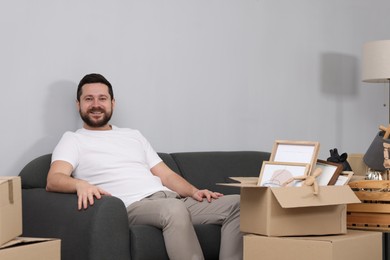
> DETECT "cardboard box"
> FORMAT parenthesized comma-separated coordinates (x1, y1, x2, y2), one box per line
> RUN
(0, 177, 22, 246)
(220, 179, 361, 236)
(347, 153, 368, 176)
(244, 230, 382, 260)
(0, 237, 61, 260)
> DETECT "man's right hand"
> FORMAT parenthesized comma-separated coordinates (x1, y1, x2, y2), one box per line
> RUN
(46, 160, 111, 210)
(75, 180, 112, 210)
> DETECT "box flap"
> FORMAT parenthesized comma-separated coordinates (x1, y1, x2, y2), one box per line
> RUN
(217, 177, 260, 187)
(228, 177, 259, 184)
(217, 183, 259, 188)
(270, 185, 360, 208)
(0, 237, 53, 250)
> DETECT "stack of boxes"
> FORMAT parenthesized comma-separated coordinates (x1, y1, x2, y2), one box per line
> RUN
(0, 176, 61, 259)
(221, 140, 383, 260)
(239, 184, 383, 260)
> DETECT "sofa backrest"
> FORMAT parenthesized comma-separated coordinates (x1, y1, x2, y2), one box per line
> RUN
(19, 151, 271, 195)
(157, 153, 181, 175)
(18, 153, 181, 189)
(171, 151, 270, 195)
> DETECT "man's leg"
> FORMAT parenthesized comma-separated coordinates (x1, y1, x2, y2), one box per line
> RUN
(183, 194, 242, 260)
(126, 191, 204, 260)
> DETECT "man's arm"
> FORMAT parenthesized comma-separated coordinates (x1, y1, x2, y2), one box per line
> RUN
(150, 162, 223, 202)
(46, 160, 111, 210)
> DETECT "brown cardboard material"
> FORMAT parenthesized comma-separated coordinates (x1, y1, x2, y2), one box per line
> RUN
(244, 230, 382, 260)
(220, 178, 361, 236)
(347, 153, 368, 176)
(0, 237, 61, 260)
(0, 177, 22, 246)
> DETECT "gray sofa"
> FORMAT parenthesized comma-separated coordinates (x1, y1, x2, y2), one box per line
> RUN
(19, 151, 271, 260)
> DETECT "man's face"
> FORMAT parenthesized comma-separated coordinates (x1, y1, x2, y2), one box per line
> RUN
(77, 83, 115, 130)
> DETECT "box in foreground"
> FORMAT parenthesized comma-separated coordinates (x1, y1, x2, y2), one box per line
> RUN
(0, 237, 61, 260)
(244, 229, 382, 260)
(0, 177, 22, 246)
(239, 184, 360, 236)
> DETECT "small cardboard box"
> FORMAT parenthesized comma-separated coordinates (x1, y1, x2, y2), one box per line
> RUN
(347, 153, 368, 176)
(0, 177, 22, 246)
(244, 229, 382, 260)
(220, 179, 360, 236)
(0, 237, 61, 260)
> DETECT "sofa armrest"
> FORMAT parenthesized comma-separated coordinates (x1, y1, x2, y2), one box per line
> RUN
(22, 189, 130, 260)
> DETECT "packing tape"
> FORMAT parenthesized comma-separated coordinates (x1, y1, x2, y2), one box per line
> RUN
(8, 180, 14, 204)
(0, 178, 14, 204)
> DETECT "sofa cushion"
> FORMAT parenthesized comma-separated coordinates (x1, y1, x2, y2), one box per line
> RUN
(129, 224, 221, 260)
(129, 225, 169, 260)
(171, 151, 271, 195)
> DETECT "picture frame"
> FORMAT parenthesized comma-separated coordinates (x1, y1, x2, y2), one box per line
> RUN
(257, 161, 310, 187)
(270, 140, 320, 173)
(334, 171, 354, 186)
(315, 160, 343, 186)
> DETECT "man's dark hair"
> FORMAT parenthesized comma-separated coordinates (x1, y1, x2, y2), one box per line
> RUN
(77, 73, 114, 101)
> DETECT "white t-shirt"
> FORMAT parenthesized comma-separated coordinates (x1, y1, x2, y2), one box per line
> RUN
(51, 126, 171, 207)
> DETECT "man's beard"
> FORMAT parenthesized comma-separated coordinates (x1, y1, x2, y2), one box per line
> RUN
(79, 107, 113, 128)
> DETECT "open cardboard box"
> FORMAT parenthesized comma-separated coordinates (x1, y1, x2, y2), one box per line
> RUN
(219, 177, 361, 236)
(244, 229, 382, 260)
(0, 237, 61, 260)
(0, 177, 22, 246)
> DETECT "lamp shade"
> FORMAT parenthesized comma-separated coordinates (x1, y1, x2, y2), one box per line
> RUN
(362, 40, 390, 83)
(363, 131, 390, 171)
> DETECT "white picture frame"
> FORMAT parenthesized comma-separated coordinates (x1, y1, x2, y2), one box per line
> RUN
(270, 140, 320, 173)
(257, 161, 310, 187)
(315, 160, 343, 186)
(334, 171, 354, 186)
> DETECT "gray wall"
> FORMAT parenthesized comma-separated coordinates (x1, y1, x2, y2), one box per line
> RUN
(2, 0, 390, 176)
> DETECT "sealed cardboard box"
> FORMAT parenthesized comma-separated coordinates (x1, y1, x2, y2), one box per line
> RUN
(244, 229, 382, 260)
(220, 179, 361, 236)
(0, 177, 22, 246)
(0, 237, 61, 260)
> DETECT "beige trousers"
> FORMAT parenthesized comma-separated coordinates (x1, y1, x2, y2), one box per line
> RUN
(126, 191, 242, 260)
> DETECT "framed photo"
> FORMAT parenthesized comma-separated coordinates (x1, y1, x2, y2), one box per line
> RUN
(270, 140, 320, 172)
(315, 160, 343, 186)
(334, 171, 354, 186)
(257, 161, 310, 187)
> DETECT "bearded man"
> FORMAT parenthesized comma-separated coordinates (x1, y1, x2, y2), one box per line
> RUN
(46, 73, 242, 260)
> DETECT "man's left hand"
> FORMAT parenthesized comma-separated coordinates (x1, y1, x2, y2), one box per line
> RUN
(192, 189, 223, 202)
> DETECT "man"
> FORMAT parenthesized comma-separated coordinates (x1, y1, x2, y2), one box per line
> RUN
(46, 73, 242, 260)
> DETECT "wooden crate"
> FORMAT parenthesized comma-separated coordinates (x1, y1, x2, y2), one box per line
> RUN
(348, 180, 390, 231)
